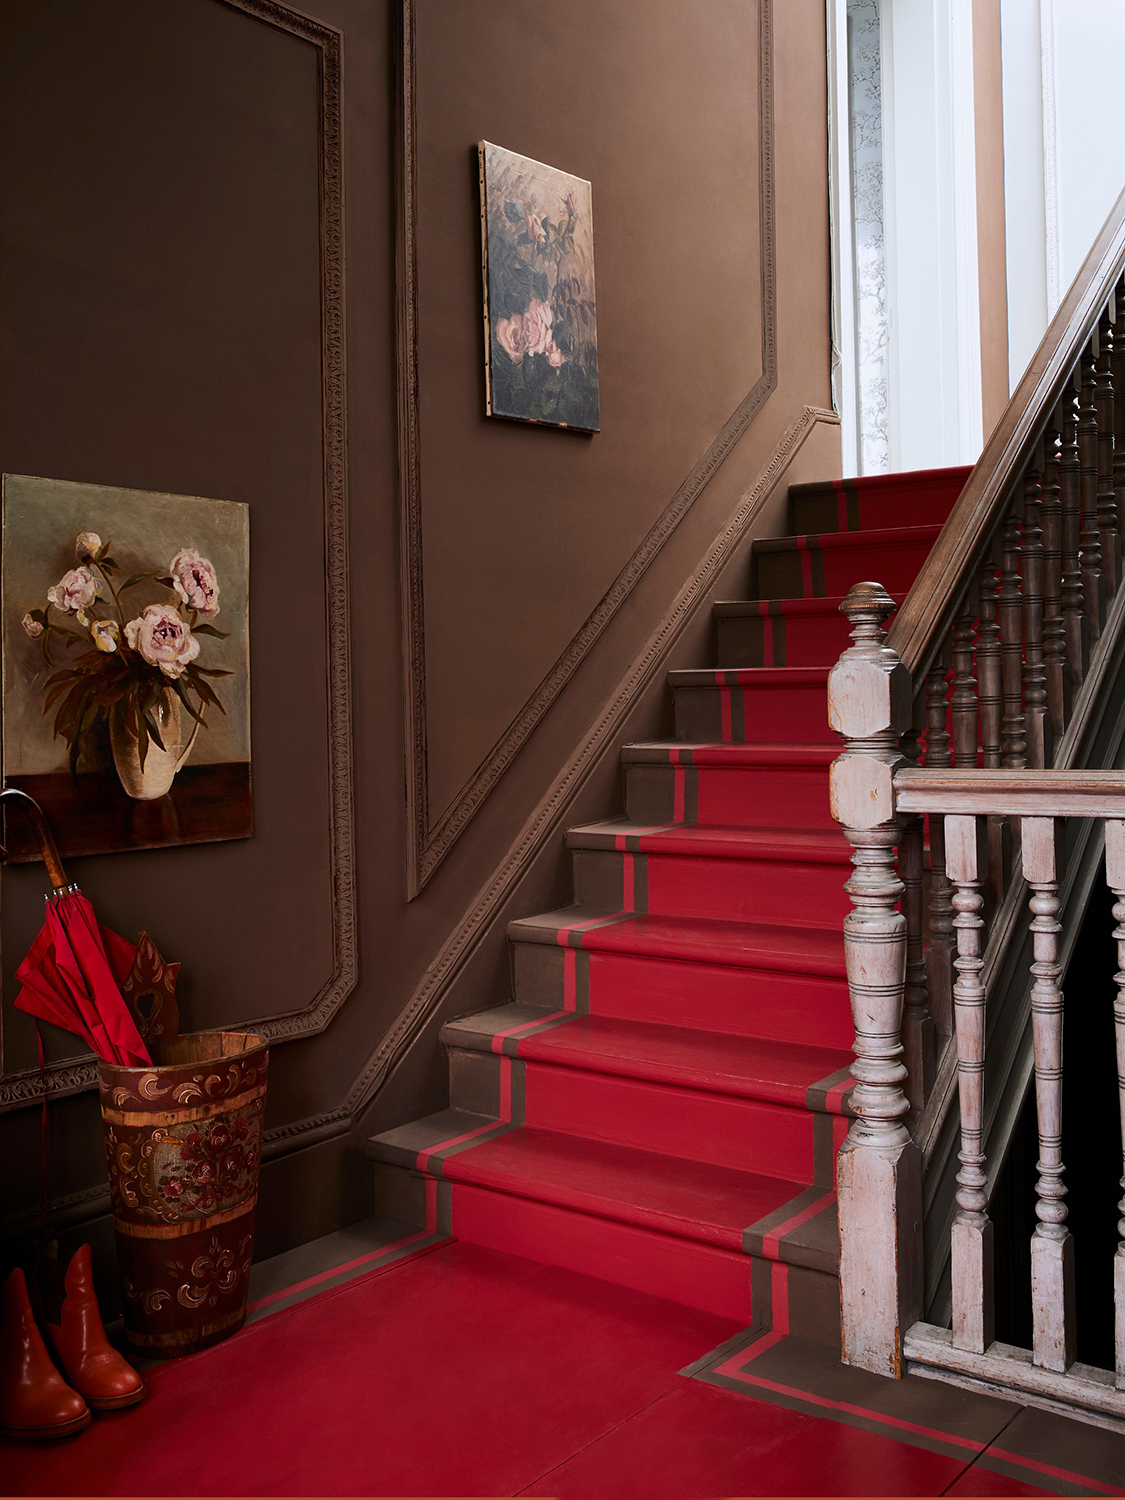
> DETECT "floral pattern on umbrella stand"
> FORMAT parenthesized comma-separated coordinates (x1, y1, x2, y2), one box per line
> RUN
(22, 534, 233, 798)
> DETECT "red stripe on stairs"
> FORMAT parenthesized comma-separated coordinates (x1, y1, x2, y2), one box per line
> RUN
(797, 536, 814, 597)
(760, 1189, 836, 1259)
(670, 747, 686, 823)
(714, 670, 733, 741)
(417, 1064, 514, 1172)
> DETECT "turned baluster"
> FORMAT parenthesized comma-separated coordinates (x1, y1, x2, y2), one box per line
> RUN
(924, 651, 954, 1037)
(1112, 278, 1125, 561)
(947, 813, 994, 1353)
(1040, 413, 1069, 743)
(1079, 337, 1105, 644)
(829, 583, 922, 1378)
(951, 585, 979, 769)
(999, 497, 1027, 769)
(1023, 445, 1051, 769)
(1059, 381, 1087, 686)
(1024, 816, 1075, 1372)
(1098, 303, 1119, 592)
(1106, 820, 1125, 1390)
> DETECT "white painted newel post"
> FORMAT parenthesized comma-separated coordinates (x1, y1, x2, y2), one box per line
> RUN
(829, 582, 924, 1378)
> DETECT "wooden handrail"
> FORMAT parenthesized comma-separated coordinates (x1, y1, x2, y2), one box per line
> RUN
(888, 182, 1125, 675)
(895, 766, 1125, 817)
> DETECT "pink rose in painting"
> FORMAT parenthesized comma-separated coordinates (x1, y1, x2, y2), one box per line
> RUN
(124, 604, 200, 679)
(522, 298, 553, 356)
(169, 548, 220, 619)
(75, 532, 101, 564)
(525, 212, 546, 246)
(21, 613, 43, 639)
(545, 340, 563, 369)
(495, 315, 526, 363)
(47, 567, 97, 614)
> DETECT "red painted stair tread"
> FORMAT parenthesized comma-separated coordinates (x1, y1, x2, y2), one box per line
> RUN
(511, 908, 846, 976)
(511, 1014, 853, 1109)
(438, 1126, 805, 1250)
(621, 742, 839, 766)
(567, 820, 851, 864)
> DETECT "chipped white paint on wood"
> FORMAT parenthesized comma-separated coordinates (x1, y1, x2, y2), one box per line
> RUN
(945, 813, 995, 1353)
(830, 583, 922, 1378)
(1024, 815, 1075, 1373)
(905, 1321, 1125, 1426)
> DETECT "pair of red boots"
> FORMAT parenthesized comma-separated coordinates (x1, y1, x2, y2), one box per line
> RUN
(0, 1244, 143, 1441)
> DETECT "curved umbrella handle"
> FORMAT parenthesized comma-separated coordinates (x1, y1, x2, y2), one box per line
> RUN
(0, 788, 70, 893)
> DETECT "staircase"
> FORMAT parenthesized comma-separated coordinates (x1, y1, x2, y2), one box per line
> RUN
(367, 465, 971, 1344)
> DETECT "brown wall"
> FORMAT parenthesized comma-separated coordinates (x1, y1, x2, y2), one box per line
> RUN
(0, 0, 839, 1280)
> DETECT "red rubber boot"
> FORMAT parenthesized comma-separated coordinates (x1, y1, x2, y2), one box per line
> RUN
(0, 1268, 89, 1441)
(47, 1246, 143, 1412)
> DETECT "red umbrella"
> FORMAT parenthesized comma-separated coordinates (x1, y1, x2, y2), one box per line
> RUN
(2, 789, 150, 1067)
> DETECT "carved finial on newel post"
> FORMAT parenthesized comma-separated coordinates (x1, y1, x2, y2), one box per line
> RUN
(828, 582, 923, 1379)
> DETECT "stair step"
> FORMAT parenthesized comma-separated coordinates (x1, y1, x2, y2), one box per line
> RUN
(667, 666, 834, 744)
(443, 1179, 758, 1322)
(509, 906, 845, 977)
(443, 1008, 854, 1115)
(712, 593, 904, 669)
(566, 819, 849, 862)
(367, 1118, 833, 1266)
(510, 934, 854, 1050)
(787, 464, 971, 534)
(753, 523, 942, 599)
(621, 740, 836, 829)
(566, 819, 851, 927)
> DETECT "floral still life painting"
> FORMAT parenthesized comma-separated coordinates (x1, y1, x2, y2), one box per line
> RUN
(2, 475, 251, 861)
(479, 141, 599, 432)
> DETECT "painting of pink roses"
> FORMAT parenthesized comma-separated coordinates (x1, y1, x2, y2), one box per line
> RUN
(479, 142, 599, 432)
(1, 475, 251, 861)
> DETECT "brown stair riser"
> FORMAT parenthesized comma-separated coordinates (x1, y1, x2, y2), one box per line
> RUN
(716, 608, 851, 669)
(753, 532, 936, 600)
(673, 681, 836, 744)
(570, 847, 851, 928)
(624, 760, 835, 829)
(511, 943, 855, 1052)
(442, 1045, 845, 1184)
(372, 1160, 841, 1341)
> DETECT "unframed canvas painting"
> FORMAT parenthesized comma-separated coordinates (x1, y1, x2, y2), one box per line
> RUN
(479, 141, 600, 432)
(1, 474, 252, 861)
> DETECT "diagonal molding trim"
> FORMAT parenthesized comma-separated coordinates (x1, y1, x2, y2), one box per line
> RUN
(0, 0, 356, 1114)
(397, 0, 778, 898)
(269, 404, 840, 1149)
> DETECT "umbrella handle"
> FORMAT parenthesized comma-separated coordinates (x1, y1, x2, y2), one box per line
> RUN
(0, 789, 70, 892)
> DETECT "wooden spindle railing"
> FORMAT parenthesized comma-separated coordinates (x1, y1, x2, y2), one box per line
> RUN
(829, 188, 1125, 1405)
(890, 771, 1125, 1420)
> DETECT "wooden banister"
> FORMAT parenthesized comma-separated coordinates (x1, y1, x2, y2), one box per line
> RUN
(889, 183, 1125, 676)
(895, 767, 1125, 818)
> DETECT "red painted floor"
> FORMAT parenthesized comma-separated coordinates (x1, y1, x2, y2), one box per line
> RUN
(2, 1237, 1114, 1497)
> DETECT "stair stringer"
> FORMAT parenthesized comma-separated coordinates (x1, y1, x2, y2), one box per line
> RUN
(916, 580, 1125, 1326)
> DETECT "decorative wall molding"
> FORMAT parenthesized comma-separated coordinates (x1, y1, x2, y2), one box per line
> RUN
(397, 0, 778, 898)
(0, 0, 356, 1114)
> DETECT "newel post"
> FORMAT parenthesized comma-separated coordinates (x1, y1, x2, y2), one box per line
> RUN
(828, 582, 924, 1378)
